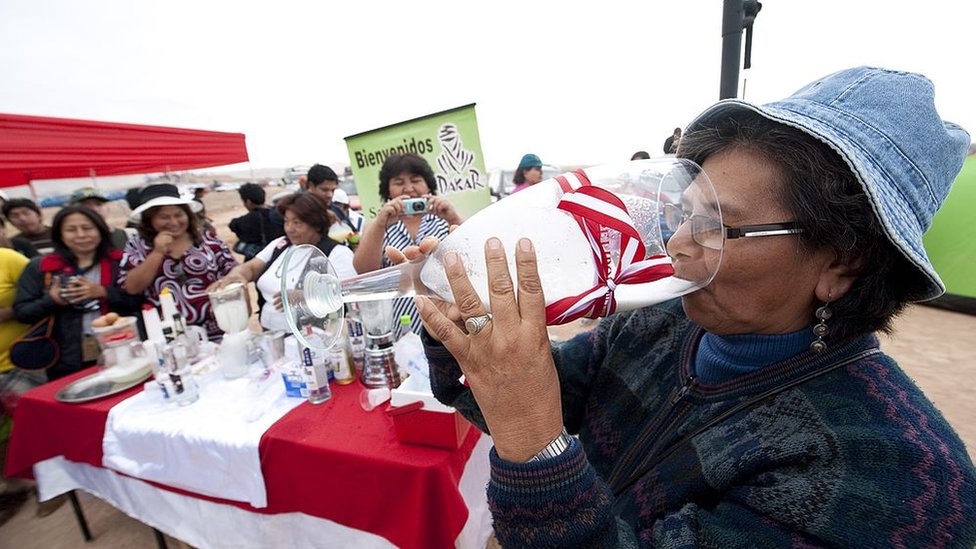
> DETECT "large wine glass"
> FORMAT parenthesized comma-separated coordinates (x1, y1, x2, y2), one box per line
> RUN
(282, 158, 724, 351)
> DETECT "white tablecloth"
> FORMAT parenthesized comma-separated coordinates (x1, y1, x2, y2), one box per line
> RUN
(36, 432, 494, 549)
(102, 368, 302, 508)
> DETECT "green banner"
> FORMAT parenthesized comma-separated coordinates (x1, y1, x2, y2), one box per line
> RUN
(924, 155, 976, 298)
(344, 104, 490, 221)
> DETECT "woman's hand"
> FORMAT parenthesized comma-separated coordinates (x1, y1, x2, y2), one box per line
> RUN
(425, 195, 463, 225)
(63, 277, 107, 303)
(208, 273, 248, 293)
(377, 197, 407, 228)
(153, 232, 176, 256)
(413, 237, 563, 462)
(48, 277, 69, 306)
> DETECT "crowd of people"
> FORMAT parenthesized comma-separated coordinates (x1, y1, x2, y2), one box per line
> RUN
(0, 152, 468, 524)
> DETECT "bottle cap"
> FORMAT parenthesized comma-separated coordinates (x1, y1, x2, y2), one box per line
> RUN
(399, 314, 412, 327)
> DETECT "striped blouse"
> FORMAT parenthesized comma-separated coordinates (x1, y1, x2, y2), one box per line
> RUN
(381, 214, 450, 339)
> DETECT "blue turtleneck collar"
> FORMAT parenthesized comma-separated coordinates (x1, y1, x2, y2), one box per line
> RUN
(694, 328, 817, 385)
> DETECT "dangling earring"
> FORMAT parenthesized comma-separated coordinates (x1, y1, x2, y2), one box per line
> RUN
(810, 292, 832, 353)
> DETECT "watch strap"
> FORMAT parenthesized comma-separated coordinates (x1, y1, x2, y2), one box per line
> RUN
(528, 427, 572, 462)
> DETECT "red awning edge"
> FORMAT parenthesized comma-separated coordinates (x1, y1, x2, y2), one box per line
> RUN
(0, 113, 249, 187)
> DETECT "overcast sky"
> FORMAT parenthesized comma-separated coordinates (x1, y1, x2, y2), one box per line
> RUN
(2, 0, 974, 188)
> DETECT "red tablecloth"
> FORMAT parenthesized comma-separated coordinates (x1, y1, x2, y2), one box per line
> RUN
(5, 368, 482, 549)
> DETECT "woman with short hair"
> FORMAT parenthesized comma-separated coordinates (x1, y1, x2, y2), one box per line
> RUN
(212, 192, 355, 333)
(353, 153, 462, 337)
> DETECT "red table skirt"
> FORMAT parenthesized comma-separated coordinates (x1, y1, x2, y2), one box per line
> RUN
(6, 368, 482, 549)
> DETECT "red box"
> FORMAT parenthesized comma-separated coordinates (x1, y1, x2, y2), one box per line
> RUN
(390, 407, 472, 450)
(388, 376, 472, 449)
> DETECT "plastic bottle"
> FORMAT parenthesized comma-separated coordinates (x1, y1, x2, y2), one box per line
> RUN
(159, 288, 178, 343)
(301, 342, 332, 404)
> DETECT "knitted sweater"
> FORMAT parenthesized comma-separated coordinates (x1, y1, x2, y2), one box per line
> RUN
(426, 300, 976, 548)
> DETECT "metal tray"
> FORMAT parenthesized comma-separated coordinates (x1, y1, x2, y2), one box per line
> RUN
(55, 369, 153, 404)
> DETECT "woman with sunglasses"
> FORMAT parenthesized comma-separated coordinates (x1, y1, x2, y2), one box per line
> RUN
(13, 206, 143, 381)
(408, 68, 976, 546)
(211, 192, 356, 332)
(119, 184, 237, 341)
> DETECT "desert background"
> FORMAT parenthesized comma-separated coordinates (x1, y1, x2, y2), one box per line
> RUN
(1, 186, 974, 547)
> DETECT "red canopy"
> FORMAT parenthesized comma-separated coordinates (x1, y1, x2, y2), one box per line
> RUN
(0, 113, 249, 187)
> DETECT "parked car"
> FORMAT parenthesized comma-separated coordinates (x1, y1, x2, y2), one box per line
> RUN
(282, 165, 311, 186)
(486, 164, 563, 201)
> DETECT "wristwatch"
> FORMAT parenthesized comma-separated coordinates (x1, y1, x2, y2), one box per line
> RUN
(528, 428, 573, 462)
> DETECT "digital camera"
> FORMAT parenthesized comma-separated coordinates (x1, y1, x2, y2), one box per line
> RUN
(402, 197, 428, 215)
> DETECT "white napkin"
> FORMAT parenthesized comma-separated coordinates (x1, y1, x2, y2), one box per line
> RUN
(102, 367, 302, 508)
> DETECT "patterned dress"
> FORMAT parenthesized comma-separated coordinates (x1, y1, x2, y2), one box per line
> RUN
(119, 233, 237, 340)
(380, 214, 450, 338)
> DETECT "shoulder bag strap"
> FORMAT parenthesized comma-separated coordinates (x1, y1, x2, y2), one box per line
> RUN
(42, 271, 56, 336)
(258, 208, 268, 244)
(612, 348, 882, 497)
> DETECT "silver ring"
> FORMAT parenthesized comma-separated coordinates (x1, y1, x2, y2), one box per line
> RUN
(464, 313, 492, 336)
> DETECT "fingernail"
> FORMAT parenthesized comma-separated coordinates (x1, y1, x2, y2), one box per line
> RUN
(413, 296, 425, 312)
(487, 238, 501, 251)
(519, 238, 533, 252)
(444, 252, 458, 267)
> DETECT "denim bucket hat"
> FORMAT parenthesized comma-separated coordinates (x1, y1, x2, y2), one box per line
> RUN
(686, 66, 971, 301)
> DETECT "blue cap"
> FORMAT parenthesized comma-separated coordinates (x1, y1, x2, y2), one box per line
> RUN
(517, 153, 543, 170)
(687, 66, 971, 301)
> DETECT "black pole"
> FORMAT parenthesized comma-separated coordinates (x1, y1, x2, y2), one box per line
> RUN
(720, 0, 745, 99)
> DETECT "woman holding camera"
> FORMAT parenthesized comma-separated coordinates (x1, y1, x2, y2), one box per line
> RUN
(13, 206, 143, 381)
(353, 154, 463, 336)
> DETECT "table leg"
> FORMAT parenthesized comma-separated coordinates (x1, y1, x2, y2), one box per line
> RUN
(152, 526, 169, 549)
(67, 490, 93, 542)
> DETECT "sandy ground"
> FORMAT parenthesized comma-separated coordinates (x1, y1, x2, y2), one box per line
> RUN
(3, 188, 974, 547)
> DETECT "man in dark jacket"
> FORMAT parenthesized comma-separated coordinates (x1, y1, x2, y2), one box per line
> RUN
(228, 183, 284, 262)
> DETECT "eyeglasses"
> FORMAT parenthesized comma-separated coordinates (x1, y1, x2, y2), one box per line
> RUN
(662, 203, 804, 250)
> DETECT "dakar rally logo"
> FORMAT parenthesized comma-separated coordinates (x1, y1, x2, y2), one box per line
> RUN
(434, 123, 484, 193)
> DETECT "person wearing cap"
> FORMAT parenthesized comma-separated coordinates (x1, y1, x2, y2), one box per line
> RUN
(69, 186, 131, 250)
(228, 183, 285, 262)
(509, 153, 544, 195)
(411, 67, 976, 546)
(118, 183, 237, 341)
(327, 188, 365, 248)
(2, 198, 53, 257)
